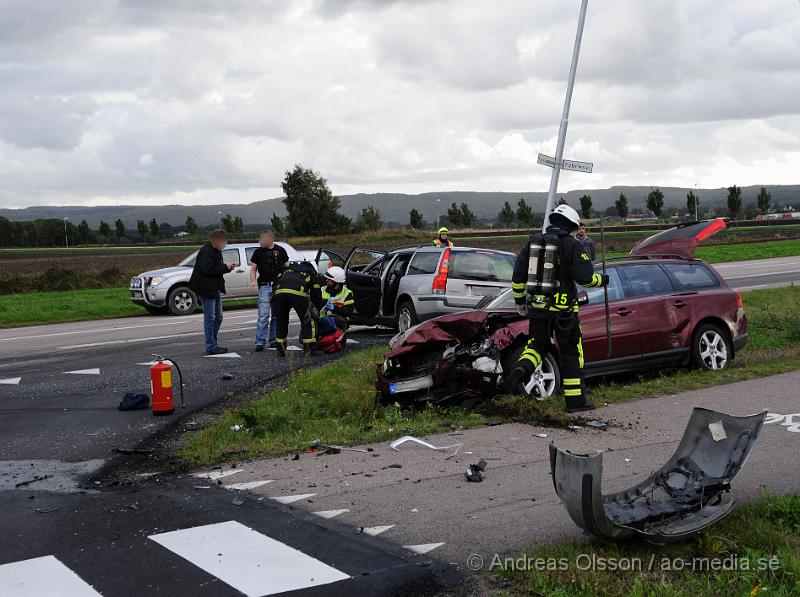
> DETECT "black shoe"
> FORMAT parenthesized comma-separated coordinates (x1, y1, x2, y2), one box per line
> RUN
(206, 346, 228, 355)
(276, 343, 287, 357)
(254, 345, 264, 353)
(502, 366, 528, 394)
(268, 342, 278, 349)
(304, 344, 323, 357)
(566, 400, 596, 413)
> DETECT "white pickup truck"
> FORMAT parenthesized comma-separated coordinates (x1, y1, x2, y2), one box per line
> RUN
(129, 243, 343, 315)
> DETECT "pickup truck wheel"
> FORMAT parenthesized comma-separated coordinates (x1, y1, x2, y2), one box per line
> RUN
(502, 346, 560, 400)
(167, 286, 197, 316)
(396, 300, 418, 333)
(691, 324, 731, 371)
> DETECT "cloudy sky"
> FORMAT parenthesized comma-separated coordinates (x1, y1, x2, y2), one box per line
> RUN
(1, 0, 799, 209)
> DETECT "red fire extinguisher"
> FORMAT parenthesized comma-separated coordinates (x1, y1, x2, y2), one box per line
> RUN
(150, 355, 185, 416)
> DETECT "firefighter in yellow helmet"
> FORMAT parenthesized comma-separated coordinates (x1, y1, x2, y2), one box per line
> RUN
(433, 227, 454, 248)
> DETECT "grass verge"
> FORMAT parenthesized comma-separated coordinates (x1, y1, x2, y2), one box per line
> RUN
(487, 492, 800, 597)
(0, 287, 257, 328)
(180, 287, 800, 466)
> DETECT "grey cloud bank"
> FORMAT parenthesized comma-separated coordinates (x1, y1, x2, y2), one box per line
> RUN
(0, 0, 798, 209)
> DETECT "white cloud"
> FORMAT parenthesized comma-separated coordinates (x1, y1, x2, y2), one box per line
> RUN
(0, 0, 799, 209)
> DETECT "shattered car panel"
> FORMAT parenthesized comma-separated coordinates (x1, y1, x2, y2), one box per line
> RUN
(549, 408, 766, 542)
(629, 218, 726, 259)
(377, 311, 527, 404)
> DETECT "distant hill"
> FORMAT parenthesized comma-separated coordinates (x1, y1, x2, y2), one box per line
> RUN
(2, 185, 798, 227)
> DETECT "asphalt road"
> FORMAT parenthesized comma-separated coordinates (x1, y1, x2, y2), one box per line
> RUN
(0, 254, 798, 595)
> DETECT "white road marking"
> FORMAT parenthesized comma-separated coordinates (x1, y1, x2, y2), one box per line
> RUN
(192, 470, 242, 481)
(0, 555, 102, 597)
(270, 493, 316, 504)
(346, 339, 360, 345)
(313, 509, 349, 519)
(224, 480, 274, 491)
(64, 368, 100, 375)
(361, 525, 395, 536)
(149, 520, 349, 596)
(287, 346, 302, 351)
(0, 377, 22, 385)
(204, 352, 242, 359)
(404, 543, 445, 555)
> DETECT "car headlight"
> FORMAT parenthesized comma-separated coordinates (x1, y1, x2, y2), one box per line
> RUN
(149, 276, 166, 286)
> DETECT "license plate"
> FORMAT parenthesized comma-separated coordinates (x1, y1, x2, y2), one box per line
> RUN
(389, 376, 434, 394)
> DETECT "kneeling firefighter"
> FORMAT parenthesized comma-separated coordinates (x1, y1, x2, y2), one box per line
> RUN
(505, 204, 608, 413)
(320, 266, 354, 331)
(273, 261, 322, 357)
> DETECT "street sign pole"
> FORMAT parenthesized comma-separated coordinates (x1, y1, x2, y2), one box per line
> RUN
(543, 0, 589, 232)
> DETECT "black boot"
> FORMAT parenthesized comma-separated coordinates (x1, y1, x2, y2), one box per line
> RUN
(565, 398, 596, 413)
(276, 343, 287, 358)
(503, 365, 531, 395)
(304, 343, 322, 357)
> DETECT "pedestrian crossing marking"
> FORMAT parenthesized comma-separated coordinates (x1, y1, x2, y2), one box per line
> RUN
(271, 493, 316, 504)
(362, 525, 395, 536)
(149, 520, 349, 596)
(0, 377, 22, 385)
(404, 543, 445, 555)
(313, 509, 349, 519)
(64, 368, 100, 375)
(0, 555, 101, 597)
(225, 480, 274, 491)
(204, 352, 242, 359)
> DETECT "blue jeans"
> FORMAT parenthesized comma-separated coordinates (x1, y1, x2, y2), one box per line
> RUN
(255, 284, 277, 346)
(200, 292, 223, 351)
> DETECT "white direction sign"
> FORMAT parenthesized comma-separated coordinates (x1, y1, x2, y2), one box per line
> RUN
(537, 153, 593, 173)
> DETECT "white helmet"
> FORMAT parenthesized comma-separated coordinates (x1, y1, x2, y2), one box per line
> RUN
(325, 266, 346, 284)
(550, 204, 581, 229)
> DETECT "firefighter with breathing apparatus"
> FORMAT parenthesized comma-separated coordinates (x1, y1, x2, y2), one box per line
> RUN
(505, 204, 608, 413)
(433, 227, 454, 248)
(320, 266, 355, 332)
(272, 260, 323, 357)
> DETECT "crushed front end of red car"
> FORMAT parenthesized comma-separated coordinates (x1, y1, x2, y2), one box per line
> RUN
(375, 310, 525, 404)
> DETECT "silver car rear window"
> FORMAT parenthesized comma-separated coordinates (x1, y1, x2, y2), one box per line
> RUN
(449, 251, 515, 282)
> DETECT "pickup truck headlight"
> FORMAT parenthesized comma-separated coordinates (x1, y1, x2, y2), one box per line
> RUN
(149, 276, 166, 286)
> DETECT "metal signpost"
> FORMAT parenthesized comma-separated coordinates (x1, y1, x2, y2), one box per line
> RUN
(541, 0, 591, 232)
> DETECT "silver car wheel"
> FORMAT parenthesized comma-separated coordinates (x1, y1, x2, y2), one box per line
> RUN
(173, 291, 193, 313)
(522, 358, 557, 401)
(699, 330, 728, 370)
(397, 308, 413, 333)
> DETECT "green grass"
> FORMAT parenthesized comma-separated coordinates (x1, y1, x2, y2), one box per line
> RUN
(179, 346, 485, 466)
(0, 287, 257, 328)
(489, 492, 800, 597)
(696, 239, 800, 263)
(180, 287, 800, 466)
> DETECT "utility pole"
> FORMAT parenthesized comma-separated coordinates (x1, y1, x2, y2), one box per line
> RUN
(217, 211, 223, 230)
(542, 0, 590, 232)
(63, 217, 69, 249)
(436, 198, 441, 230)
(694, 183, 699, 221)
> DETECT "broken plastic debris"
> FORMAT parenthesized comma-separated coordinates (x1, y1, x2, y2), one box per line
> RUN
(708, 420, 727, 442)
(586, 420, 607, 430)
(624, 458, 632, 463)
(410, 507, 419, 513)
(230, 424, 243, 432)
(389, 436, 463, 459)
(472, 357, 502, 374)
(221, 373, 234, 381)
(231, 498, 244, 506)
(534, 433, 549, 438)
(464, 459, 488, 483)
(309, 439, 321, 449)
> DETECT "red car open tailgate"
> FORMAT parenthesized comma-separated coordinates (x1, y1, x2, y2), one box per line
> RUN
(629, 219, 727, 259)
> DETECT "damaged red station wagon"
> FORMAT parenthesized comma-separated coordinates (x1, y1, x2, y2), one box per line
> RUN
(376, 219, 748, 404)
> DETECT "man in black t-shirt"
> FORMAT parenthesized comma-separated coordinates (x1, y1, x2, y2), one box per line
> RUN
(249, 230, 289, 351)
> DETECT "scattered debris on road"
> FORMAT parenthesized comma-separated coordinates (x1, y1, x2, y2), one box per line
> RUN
(389, 435, 463, 459)
(586, 420, 608, 430)
(464, 459, 488, 483)
(549, 407, 766, 542)
(534, 432, 549, 439)
(14, 474, 53, 488)
(230, 424, 243, 432)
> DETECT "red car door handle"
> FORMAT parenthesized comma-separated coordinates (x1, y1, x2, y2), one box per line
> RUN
(617, 307, 632, 316)
(674, 300, 688, 308)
